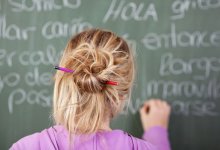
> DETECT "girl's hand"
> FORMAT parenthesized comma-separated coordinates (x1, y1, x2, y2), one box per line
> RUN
(139, 99, 171, 132)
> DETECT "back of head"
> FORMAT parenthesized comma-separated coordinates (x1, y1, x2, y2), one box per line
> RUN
(53, 29, 135, 135)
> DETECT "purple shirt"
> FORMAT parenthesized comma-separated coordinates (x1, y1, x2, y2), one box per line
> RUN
(10, 125, 170, 150)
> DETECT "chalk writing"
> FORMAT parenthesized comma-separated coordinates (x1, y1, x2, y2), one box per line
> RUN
(121, 98, 218, 116)
(145, 79, 220, 99)
(0, 45, 61, 66)
(142, 23, 220, 50)
(171, 100, 218, 116)
(0, 49, 16, 66)
(8, 0, 81, 12)
(42, 18, 92, 39)
(0, 73, 20, 93)
(0, 15, 36, 40)
(19, 45, 61, 66)
(103, 0, 158, 22)
(8, 88, 51, 114)
(25, 68, 53, 87)
(160, 53, 220, 79)
(171, 0, 220, 20)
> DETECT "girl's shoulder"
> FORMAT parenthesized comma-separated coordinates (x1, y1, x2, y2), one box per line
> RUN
(10, 126, 62, 150)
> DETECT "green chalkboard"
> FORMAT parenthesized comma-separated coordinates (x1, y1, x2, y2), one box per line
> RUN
(1, 0, 220, 149)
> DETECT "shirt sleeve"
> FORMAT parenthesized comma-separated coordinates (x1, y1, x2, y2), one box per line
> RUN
(9, 133, 40, 150)
(9, 127, 59, 150)
(142, 126, 171, 150)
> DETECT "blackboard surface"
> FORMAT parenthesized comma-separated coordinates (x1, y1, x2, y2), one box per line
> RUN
(1, 0, 220, 149)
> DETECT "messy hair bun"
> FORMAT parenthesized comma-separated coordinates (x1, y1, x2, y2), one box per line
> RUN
(71, 46, 113, 93)
(53, 29, 135, 136)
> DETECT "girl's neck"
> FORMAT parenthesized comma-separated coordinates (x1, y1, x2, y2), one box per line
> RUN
(99, 117, 112, 131)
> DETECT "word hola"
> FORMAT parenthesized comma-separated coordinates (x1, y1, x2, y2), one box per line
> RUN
(103, 0, 158, 22)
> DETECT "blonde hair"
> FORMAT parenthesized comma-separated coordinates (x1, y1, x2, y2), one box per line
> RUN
(53, 29, 135, 136)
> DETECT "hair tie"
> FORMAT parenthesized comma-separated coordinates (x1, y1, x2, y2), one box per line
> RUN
(54, 66, 118, 86)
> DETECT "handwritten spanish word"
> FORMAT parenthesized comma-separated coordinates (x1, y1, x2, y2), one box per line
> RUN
(103, 0, 158, 22)
(0, 15, 36, 40)
(8, 0, 81, 12)
(171, 0, 220, 20)
(142, 23, 220, 50)
(160, 53, 220, 79)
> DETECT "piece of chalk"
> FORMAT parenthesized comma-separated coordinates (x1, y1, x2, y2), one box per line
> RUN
(54, 66, 74, 73)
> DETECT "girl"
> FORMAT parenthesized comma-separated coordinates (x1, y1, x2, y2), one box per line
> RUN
(10, 29, 171, 150)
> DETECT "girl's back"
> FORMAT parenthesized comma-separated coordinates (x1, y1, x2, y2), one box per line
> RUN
(11, 125, 169, 150)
